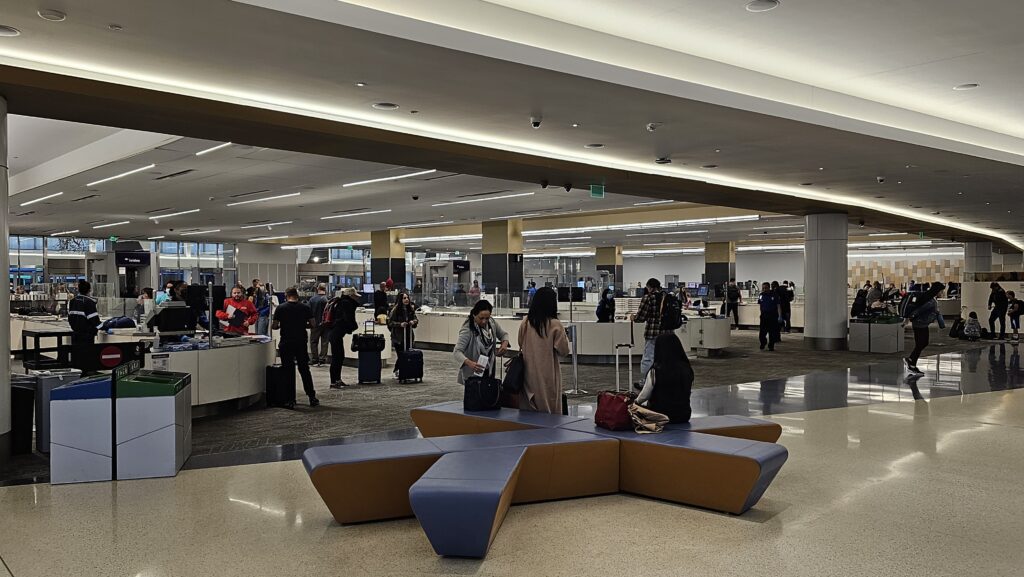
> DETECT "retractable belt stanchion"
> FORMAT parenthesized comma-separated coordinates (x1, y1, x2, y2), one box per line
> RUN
(563, 323, 585, 395)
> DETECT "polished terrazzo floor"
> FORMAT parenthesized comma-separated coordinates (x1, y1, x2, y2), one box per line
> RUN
(1, 350, 1023, 576)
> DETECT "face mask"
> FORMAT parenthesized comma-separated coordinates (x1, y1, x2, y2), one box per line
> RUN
(606, 294, 614, 301)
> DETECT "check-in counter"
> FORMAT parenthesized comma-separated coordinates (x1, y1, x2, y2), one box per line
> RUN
(146, 340, 275, 411)
(734, 303, 806, 330)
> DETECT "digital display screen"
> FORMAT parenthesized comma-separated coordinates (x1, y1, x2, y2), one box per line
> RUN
(687, 282, 698, 289)
(697, 285, 709, 297)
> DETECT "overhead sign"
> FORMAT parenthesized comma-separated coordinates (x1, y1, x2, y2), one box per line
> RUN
(452, 260, 471, 273)
(590, 184, 605, 199)
(115, 252, 151, 267)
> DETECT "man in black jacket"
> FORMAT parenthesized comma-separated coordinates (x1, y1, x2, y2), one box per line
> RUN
(68, 280, 102, 344)
(272, 287, 319, 407)
(329, 287, 362, 388)
(989, 282, 1009, 340)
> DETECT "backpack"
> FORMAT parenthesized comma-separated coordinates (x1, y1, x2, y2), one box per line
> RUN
(727, 285, 740, 302)
(659, 292, 683, 330)
(898, 293, 922, 319)
(321, 298, 339, 328)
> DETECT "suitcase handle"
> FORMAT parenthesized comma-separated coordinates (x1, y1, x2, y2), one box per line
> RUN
(363, 319, 376, 334)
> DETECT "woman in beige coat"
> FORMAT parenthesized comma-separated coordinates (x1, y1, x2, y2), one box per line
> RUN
(517, 286, 571, 414)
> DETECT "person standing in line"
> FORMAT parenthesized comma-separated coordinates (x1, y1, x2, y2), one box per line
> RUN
(725, 278, 743, 329)
(68, 280, 103, 345)
(272, 287, 320, 407)
(1007, 290, 1021, 343)
(988, 282, 1009, 340)
(247, 278, 272, 336)
(771, 281, 787, 335)
(468, 280, 481, 303)
(373, 281, 389, 318)
(307, 283, 329, 365)
(215, 286, 259, 335)
(328, 287, 361, 388)
(630, 278, 674, 385)
(757, 282, 782, 352)
(453, 300, 510, 384)
(517, 287, 570, 414)
(388, 292, 419, 377)
(904, 293, 941, 375)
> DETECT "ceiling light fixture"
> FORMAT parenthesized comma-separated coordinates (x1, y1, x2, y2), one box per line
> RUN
(490, 213, 540, 220)
(107, 24, 123, 31)
(355, 82, 367, 87)
(280, 240, 372, 250)
(249, 235, 290, 242)
(624, 248, 704, 256)
(92, 221, 129, 229)
(633, 200, 674, 206)
(49, 229, 79, 237)
(700, 164, 718, 169)
(584, 144, 605, 149)
(431, 192, 535, 207)
(180, 229, 221, 236)
(953, 83, 980, 91)
(309, 229, 361, 236)
(147, 236, 165, 240)
(195, 142, 233, 156)
(747, 231, 804, 236)
(225, 192, 300, 206)
(86, 164, 156, 186)
(37, 9, 67, 21)
(745, 0, 780, 12)
(320, 209, 392, 220)
(148, 208, 200, 220)
(372, 102, 399, 110)
(523, 215, 758, 237)
(867, 232, 910, 237)
(401, 234, 483, 244)
(0, 25, 21, 37)
(756, 225, 804, 230)
(239, 221, 293, 229)
(525, 236, 592, 242)
(394, 221, 455, 229)
(524, 252, 596, 259)
(342, 169, 436, 188)
(19, 191, 63, 206)
(625, 230, 709, 238)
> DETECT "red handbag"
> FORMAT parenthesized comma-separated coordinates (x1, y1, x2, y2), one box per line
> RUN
(595, 391, 634, 431)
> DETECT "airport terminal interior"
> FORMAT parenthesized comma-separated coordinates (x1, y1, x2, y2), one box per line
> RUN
(0, 1, 1023, 575)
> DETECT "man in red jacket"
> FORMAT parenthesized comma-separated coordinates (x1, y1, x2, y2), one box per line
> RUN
(216, 286, 259, 335)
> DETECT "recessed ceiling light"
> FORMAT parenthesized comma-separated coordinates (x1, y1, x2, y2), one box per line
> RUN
(957, 191, 964, 195)
(0, 25, 22, 37)
(654, 157, 672, 164)
(355, 82, 367, 87)
(897, 181, 903, 184)
(37, 9, 67, 22)
(953, 83, 980, 91)
(986, 202, 992, 205)
(86, 164, 156, 186)
(571, 122, 580, 128)
(108, 23, 123, 31)
(714, 149, 722, 153)
(180, 229, 221, 236)
(746, 0, 780, 13)
(343, 169, 436, 188)
(409, 110, 419, 114)
(818, 167, 825, 171)
(701, 164, 718, 169)
(148, 208, 200, 220)
(372, 102, 399, 110)
(93, 221, 130, 229)
(584, 143, 605, 149)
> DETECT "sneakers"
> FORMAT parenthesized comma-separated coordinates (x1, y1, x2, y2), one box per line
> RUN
(903, 357, 924, 375)
(309, 397, 320, 407)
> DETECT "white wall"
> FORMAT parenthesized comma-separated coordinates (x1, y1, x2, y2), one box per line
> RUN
(737, 253, 805, 287)
(235, 243, 298, 290)
(624, 255, 704, 288)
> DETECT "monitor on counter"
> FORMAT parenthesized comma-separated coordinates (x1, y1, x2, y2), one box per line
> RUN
(696, 284, 709, 297)
(687, 282, 698, 289)
(362, 284, 375, 294)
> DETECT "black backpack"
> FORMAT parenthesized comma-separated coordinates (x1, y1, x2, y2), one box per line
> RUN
(659, 292, 683, 330)
(727, 285, 740, 302)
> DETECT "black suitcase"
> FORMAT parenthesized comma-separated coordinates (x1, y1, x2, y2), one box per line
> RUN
(358, 351, 382, 384)
(949, 318, 965, 339)
(266, 364, 295, 409)
(396, 326, 423, 383)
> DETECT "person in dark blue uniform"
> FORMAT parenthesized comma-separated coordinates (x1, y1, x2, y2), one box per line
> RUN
(68, 280, 102, 345)
(757, 281, 782, 352)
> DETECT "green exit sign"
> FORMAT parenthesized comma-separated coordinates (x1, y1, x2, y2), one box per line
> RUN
(590, 184, 605, 199)
(109, 236, 119, 242)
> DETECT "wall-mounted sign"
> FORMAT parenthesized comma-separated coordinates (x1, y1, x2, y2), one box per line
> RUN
(115, 252, 150, 267)
(453, 260, 470, 273)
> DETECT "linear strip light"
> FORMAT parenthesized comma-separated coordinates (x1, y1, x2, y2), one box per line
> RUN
(849, 251, 964, 258)
(625, 230, 708, 238)
(633, 200, 674, 206)
(148, 208, 200, 220)
(321, 209, 391, 220)
(624, 248, 704, 255)
(280, 240, 372, 249)
(20, 191, 63, 206)
(523, 215, 759, 237)
(401, 233, 482, 244)
(755, 225, 804, 230)
(239, 221, 293, 229)
(525, 236, 591, 242)
(225, 192, 300, 206)
(86, 164, 156, 186)
(249, 235, 290, 242)
(394, 221, 455, 229)
(195, 142, 233, 156)
(342, 169, 437, 188)
(92, 221, 130, 229)
(747, 231, 804, 236)
(49, 229, 79, 236)
(310, 229, 361, 236)
(180, 229, 221, 236)
(148, 236, 165, 240)
(431, 192, 535, 207)
(851, 240, 932, 248)
(867, 232, 911, 237)
(524, 252, 595, 258)
(490, 213, 540, 220)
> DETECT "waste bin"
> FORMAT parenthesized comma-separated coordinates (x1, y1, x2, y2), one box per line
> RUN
(29, 368, 82, 453)
(10, 374, 37, 455)
(49, 375, 113, 484)
(115, 370, 192, 480)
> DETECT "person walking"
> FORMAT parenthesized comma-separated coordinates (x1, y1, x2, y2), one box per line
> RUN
(388, 292, 419, 377)
(453, 300, 510, 384)
(630, 278, 674, 385)
(307, 283, 329, 365)
(988, 282, 1009, 340)
(517, 287, 570, 414)
(272, 287, 320, 407)
(68, 280, 102, 345)
(328, 287, 361, 388)
(1007, 290, 1021, 342)
(757, 282, 782, 351)
(904, 293, 941, 374)
(725, 278, 742, 329)
(636, 331, 694, 424)
(595, 288, 616, 322)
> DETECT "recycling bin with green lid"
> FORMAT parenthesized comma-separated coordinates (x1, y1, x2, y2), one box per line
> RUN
(115, 370, 192, 480)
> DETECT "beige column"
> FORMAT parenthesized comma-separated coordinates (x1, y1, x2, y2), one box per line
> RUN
(481, 219, 524, 294)
(370, 229, 406, 288)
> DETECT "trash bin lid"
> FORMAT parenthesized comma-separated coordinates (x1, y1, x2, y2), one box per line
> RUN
(51, 375, 112, 400)
(116, 370, 191, 397)
(10, 373, 38, 387)
(29, 369, 83, 384)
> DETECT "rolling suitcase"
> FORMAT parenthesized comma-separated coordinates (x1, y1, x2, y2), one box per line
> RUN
(395, 325, 423, 383)
(266, 364, 296, 409)
(352, 321, 385, 384)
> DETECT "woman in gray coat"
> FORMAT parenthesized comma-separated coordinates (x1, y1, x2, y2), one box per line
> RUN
(453, 300, 510, 384)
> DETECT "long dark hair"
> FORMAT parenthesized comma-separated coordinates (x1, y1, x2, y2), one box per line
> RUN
(466, 299, 493, 335)
(527, 286, 558, 337)
(653, 331, 689, 374)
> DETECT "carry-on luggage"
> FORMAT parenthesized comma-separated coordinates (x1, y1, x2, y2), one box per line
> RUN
(395, 325, 423, 383)
(353, 321, 384, 384)
(949, 317, 965, 339)
(464, 375, 502, 411)
(266, 364, 296, 409)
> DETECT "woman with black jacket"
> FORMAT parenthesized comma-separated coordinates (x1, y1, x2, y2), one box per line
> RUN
(329, 287, 361, 388)
(636, 332, 694, 423)
(595, 288, 616, 323)
(387, 292, 418, 355)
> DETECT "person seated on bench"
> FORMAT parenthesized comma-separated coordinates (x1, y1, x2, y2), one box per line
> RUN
(636, 331, 693, 423)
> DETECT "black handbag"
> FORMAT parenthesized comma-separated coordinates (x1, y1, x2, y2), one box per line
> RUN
(464, 375, 502, 411)
(502, 355, 525, 393)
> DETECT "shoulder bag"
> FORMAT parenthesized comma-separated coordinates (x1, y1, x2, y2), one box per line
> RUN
(595, 390, 634, 431)
(628, 403, 669, 434)
(502, 354, 525, 393)
(464, 375, 502, 411)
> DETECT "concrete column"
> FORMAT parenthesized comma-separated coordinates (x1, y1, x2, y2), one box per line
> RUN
(595, 246, 623, 290)
(0, 97, 10, 463)
(804, 213, 848, 350)
(481, 219, 524, 295)
(704, 241, 736, 298)
(964, 241, 993, 275)
(370, 230, 406, 289)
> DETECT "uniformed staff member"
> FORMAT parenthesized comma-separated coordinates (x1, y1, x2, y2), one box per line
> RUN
(68, 280, 102, 345)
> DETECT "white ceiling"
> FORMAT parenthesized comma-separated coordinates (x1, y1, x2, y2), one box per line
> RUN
(7, 115, 120, 174)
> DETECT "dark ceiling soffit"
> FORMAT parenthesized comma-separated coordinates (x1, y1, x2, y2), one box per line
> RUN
(0, 65, 1009, 251)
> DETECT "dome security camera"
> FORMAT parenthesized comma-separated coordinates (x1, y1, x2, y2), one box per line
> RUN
(412, 195, 420, 201)
(563, 183, 572, 192)
(530, 116, 542, 129)
(646, 122, 663, 132)
(655, 157, 672, 164)
(540, 180, 549, 189)
(876, 176, 886, 184)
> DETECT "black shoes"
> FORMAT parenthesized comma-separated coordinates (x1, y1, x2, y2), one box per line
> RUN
(903, 357, 924, 375)
(329, 381, 348, 389)
(309, 397, 320, 407)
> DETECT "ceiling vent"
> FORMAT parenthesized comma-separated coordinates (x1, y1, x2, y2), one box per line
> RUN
(71, 194, 100, 202)
(154, 169, 196, 181)
(228, 189, 271, 199)
(144, 207, 175, 214)
(456, 189, 512, 199)
(746, 0, 780, 12)
(331, 207, 372, 214)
